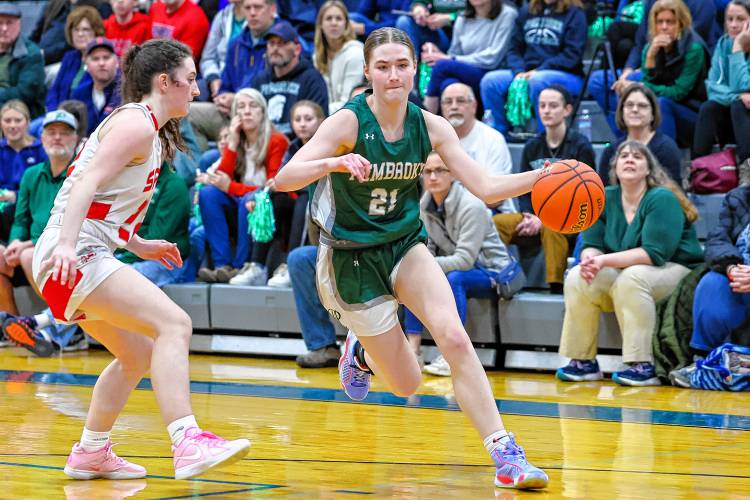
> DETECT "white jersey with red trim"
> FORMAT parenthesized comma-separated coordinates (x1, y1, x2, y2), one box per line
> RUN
(49, 102, 163, 249)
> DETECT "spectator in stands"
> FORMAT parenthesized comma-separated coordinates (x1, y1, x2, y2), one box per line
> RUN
(46, 6, 103, 114)
(692, 0, 750, 175)
(350, 0, 410, 37)
(0, 101, 46, 215)
(670, 183, 750, 386)
(480, 0, 587, 135)
(557, 140, 703, 386)
(188, 0, 277, 150)
(422, 0, 517, 116)
(104, 0, 152, 58)
(440, 83, 515, 214)
(150, 0, 210, 61)
(598, 83, 682, 184)
(493, 85, 594, 293)
(314, 1, 364, 114)
(589, 0, 717, 137)
(396, 0, 466, 57)
(197, 88, 288, 283)
(409, 152, 524, 375)
(115, 161, 191, 287)
(605, 0, 647, 70)
(0, 4, 46, 119)
(71, 38, 121, 135)
(252, 21, 329, 137)
(276, 0, 322, 52)
(200, 0, 246, 99)
(0, 110, 79, 356)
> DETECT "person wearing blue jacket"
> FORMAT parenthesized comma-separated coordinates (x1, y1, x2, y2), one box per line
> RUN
(693, 0, 750, 171)
(69, 38, 121, 135)
(350, 0, 411, 37)
(479, 0, 587, 135)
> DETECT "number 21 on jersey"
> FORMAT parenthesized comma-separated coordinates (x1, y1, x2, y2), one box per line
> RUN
(368, 188, 399, 216)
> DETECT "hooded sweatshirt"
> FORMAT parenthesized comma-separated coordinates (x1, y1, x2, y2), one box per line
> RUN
(219, 27, 269, 94)
(104, 11, 153, 58)
(322, 39, 365, 114)
(706, 34, 750, 106)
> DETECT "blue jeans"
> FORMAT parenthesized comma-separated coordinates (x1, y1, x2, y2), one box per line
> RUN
(287, 246, 337, 351)
(395, 15, 450, 54)
(199, 148, 220, 173)
(198, 185, 253, 269)
(691, 271, 750, 352)
(426, 59, 488, 102)
(657, 96, 698, 144)
(131, 259, 183, 288)
(480, 69, 584, 134)
(178, 218, 205, 282)
(404, 267, 498, 334)
(588, 69, 642, 135)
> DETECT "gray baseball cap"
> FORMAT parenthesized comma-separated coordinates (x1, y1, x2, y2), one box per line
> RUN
(42, 110, 77, 131)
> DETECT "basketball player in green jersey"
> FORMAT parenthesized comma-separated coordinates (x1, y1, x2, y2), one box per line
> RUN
(274, 27, 549, 490)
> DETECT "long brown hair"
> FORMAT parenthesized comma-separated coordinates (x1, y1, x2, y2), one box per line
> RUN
(121, 40, 192, 162)
(615, 83, 662, 132)
(363, 27, 416, 67)
(64, 6, 105, 47)
(529, 0, 583, 15)
(609, 140, 698, 223)
(314, 0, 356, 75)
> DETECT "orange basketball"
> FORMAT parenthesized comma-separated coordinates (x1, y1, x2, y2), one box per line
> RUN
(531, 159, 605, 234)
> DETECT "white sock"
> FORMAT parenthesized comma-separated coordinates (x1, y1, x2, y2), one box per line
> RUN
(483, 430, 511, 454)
(34, 313, 53, 329)
(167, 415, 198, 446)
(80, 427, 111, 452)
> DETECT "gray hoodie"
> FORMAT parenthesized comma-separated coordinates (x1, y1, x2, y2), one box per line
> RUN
(421, 181, 511, 274)
(200, 4, 247, 83)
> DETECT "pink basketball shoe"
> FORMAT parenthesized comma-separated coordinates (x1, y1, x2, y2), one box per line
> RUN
(172, 427, 251, 480)
(63, 440, 146, 480)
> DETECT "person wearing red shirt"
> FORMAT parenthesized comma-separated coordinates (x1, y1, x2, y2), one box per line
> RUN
(196, 88, 289, 284)
(150, 0, 210, 61)
(104, 0, 152, 58)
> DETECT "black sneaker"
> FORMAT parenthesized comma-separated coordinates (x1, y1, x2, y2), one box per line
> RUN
(2, 315, 57, 357)
(63, 327, 89, 352)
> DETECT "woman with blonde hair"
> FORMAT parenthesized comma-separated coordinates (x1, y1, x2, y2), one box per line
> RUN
(197, 88, 289, 283)
(557, 140, 704, 386)
(314, 0, 364, 114)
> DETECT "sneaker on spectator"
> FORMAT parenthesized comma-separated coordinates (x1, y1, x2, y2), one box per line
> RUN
(267, 264, 291, 288)
(63, 328, 90, 352)
(2, 315, 57, 357)
(173, 426, 250, 480)
(215, 265, 240, 283)
(229, 262, 266, 286)
(612, 362, 661, 386)
(556, 359, 603, 382)
(668, 362, 696, 388)
(296, 345, 340, 368)
(197, 267, 218, 283)
(424, 354, 451, 376)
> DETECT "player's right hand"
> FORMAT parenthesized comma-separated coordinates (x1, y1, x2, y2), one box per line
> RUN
(41, 244, 78, 289)
(332, 153, 371, 183)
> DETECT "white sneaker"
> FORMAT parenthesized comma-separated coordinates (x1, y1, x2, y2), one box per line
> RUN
(424, 354, 451, 377)
(267, 264, 290, 288)
(228, 262, 266, 286)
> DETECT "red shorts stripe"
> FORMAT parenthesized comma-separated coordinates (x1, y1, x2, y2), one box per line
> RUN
(86, 201, 112, 220)
(42, 269, 84, 322)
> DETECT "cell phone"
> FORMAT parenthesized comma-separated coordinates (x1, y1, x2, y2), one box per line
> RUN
(391, 9, 413, 16)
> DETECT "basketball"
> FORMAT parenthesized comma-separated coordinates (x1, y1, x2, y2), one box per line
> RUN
(531, 159, 605, 234)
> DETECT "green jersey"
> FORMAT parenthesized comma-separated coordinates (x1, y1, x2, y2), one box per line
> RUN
(310, 93, 433, 248)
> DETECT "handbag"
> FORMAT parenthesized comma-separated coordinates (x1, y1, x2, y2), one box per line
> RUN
(689, 148, 738, 194)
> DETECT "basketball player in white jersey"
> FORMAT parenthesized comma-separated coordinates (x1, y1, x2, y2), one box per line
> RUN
(31, 39, 250, 481)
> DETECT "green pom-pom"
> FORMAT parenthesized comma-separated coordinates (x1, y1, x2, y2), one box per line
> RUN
(504, 78, 532, 128)
(247, 188, 275, 243)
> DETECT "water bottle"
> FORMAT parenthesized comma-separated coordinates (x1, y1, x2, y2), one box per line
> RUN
(578, 108, 592, 141)
(482, 109, 495, 129)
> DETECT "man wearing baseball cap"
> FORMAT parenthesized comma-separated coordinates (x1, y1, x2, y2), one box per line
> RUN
(250, 20, 328, 138)
(0, 2, 45, 118)
(71, 37, 121, 135)
(0, 109, 82, 357)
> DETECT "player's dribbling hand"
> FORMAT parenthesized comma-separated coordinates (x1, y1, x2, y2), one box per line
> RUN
(41, 244, 79, 289)
(332, 153, 371, 183)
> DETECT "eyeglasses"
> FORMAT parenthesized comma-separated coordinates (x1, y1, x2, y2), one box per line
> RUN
(440, 97, 472, 106)
(623, 102, 650, 111)
(73, 26, 94, 34)
(422, 168, 450, 177)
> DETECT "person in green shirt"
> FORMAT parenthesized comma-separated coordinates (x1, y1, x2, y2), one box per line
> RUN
(114, 161, 191, 287)
(557, 139, 704, 386)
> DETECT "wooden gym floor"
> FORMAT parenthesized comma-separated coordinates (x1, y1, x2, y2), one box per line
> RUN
(0, 347, 748, 499)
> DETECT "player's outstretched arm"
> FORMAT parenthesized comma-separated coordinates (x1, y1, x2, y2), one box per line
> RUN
(40, 110, 155, 287)
(425, 112, 542, 205)
(274, 110, 371, 192)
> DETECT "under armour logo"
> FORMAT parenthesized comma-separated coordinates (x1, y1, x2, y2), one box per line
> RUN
(364, 133, 375, 140)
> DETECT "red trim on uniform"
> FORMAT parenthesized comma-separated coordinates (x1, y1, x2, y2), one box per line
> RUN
(42, 270, 84, 322)
(67, 164, 76, 177)
(118, 227, 130, 242)
(86, 201, 112, 220)
(145, 104, 159, 130)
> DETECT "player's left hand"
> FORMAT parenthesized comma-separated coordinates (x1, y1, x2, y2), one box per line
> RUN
(134, 239, 183, 270)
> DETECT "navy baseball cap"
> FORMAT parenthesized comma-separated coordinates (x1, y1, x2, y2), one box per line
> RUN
(264, 21, 299, 43)
(85, 37, 116, 57)
(0, 3, 22, 18)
